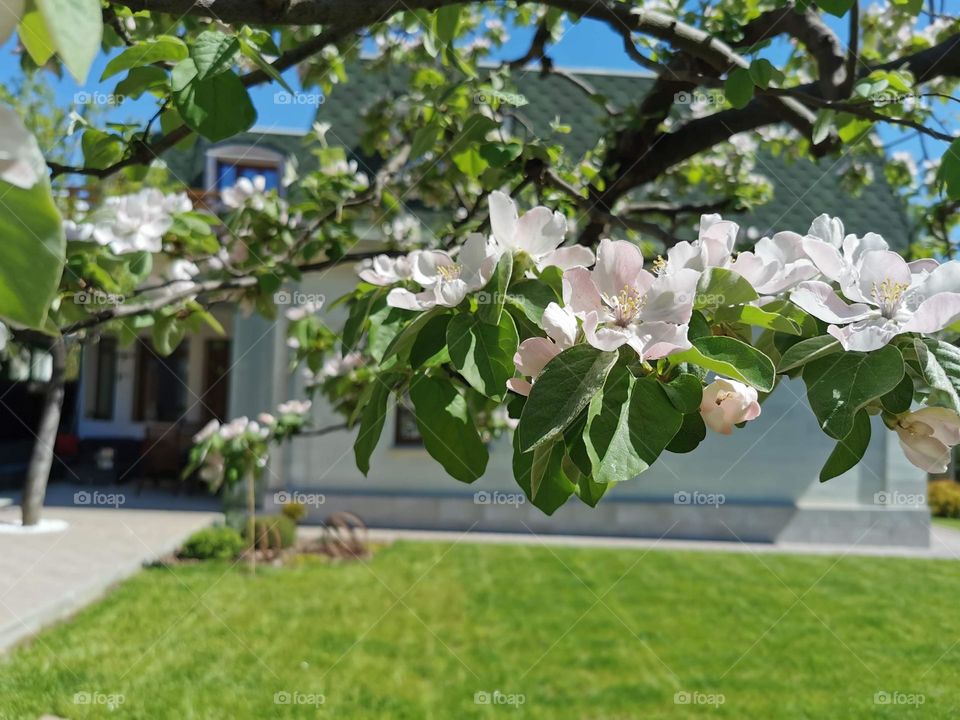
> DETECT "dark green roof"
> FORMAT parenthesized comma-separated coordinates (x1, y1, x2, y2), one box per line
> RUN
(163, 65, 912, 245)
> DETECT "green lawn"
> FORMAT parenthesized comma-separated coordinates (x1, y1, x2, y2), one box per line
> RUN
(2, 541, 959, 719)
(933, 516, 960, 532)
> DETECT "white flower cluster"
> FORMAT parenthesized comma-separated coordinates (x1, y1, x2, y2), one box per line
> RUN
(64, 188, 192, 255)
(354, 192, 960, 473)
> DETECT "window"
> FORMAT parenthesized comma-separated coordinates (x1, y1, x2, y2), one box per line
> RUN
(395, 402, 423, 446)
(133, 342, 190, 422)
(85, 338, 117, 420)
(215, 161, 280, 192)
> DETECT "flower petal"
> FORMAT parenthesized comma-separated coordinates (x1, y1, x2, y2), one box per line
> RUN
(855, 250, 912, 303)
(629, 321, 691, 360)
(562, 267, 604, 316)
(790, 280, 873, 324)
(488, 191, 518, 251)
(582, 311, 629, 352)
(387, 288, 433, 311)
(541, 302, 578, 347)
(639, 268, 698, 325)
(516, 207, 567, 258)
(506, 378, 532, 396)
(514, 337, 561, 378)
(593, 239, 647, 299)
(902, 292, 960, 334)
(827, 317, 900, 352)
(802, 237, 846, 282)
(537, 245, 595, 271)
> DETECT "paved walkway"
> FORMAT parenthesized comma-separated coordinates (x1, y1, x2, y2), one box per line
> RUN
(0, 484, 220, 652)
(337, 525, 960, 560)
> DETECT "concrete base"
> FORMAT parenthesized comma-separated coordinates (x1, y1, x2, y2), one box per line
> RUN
(272, 491, 931, 549)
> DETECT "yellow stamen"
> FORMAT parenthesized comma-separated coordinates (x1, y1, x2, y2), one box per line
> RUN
(437, 263, 462, 281)
(871, 279, 908, 317)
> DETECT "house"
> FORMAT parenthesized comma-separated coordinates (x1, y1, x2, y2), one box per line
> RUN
(18, 66, 928, 545)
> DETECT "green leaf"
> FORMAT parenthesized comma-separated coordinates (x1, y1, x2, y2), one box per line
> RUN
(518, 345, 619, 452)
(433, 5, 461, 45)
(410, 122, 441, 159)
(238, 38, 294, 93)
(714, 304, 801, 334)
(152, 313, 185, 356)
(749, 58, 785, 89)
(81, 129, 124, 170)
(33, 0, 102, 82)
(817, 0, 856, 16)
(191, 30, 240, 80)
(626, 376, 684, 467)
(409, 377, 488, 483)
(881, 373, 914, 415)
(101, 36, 189, 80)
(820, 410, 872, 482)
(695, 267, 758, 309)
(803, 345, 904, 440)
(409, 313, 451, 368)
(354, 380, 390, 476)
(777, 334, 841, 373)
(18, 8, 55, 66)
(937, 138, 960, 200)
(447, 311, 518, 401)
(575, 474, 612, 508)
(666, 412, 707, 454)
(171, 61, 256, 141)
(725, 67, 754, 109)
(115, 65, 169, 99)
(905, 337, 960, 413)
(513, 431, 574, 515)
(505, 279, 559, 325)
(662, 373, 703, 414)
(478, 251, 512, 325)
(0, 179, 64, 329)
(672, 336, 776, 392)
(812, 109, 835, 145)
(583, 366, 680, 483)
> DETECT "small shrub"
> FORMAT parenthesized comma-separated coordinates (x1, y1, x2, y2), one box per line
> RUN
(179, 526, 246, 560)
(928, 480, 960, 518)
(245, 514, 297, 550)
(281, 501, 307, 524)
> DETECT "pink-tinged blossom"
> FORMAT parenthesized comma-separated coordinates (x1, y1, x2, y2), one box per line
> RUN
(700, 378, 761, 435)
(507, 302, 577, 396)
(386, 234, 499, 311)
(357, 253, 417, 285)
(895, 407, 960, 474)
(564, 239, 697, 360)
(488, 191, 594, 271)
(790, 250, 960, 351)
(664, 214, 815, 295)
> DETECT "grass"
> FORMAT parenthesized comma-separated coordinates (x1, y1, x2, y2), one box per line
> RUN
(2, 541, 960, 719)
(932, 516, 960, 532)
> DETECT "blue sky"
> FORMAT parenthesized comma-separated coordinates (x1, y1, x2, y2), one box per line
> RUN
(0, 11, 944, 166)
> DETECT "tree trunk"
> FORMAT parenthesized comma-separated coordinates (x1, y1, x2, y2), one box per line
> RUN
(21, 338, 67, 526)
(246, 470, 256, 573)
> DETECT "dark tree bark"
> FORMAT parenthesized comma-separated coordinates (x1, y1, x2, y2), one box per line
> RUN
(21, 338, 66, 526)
